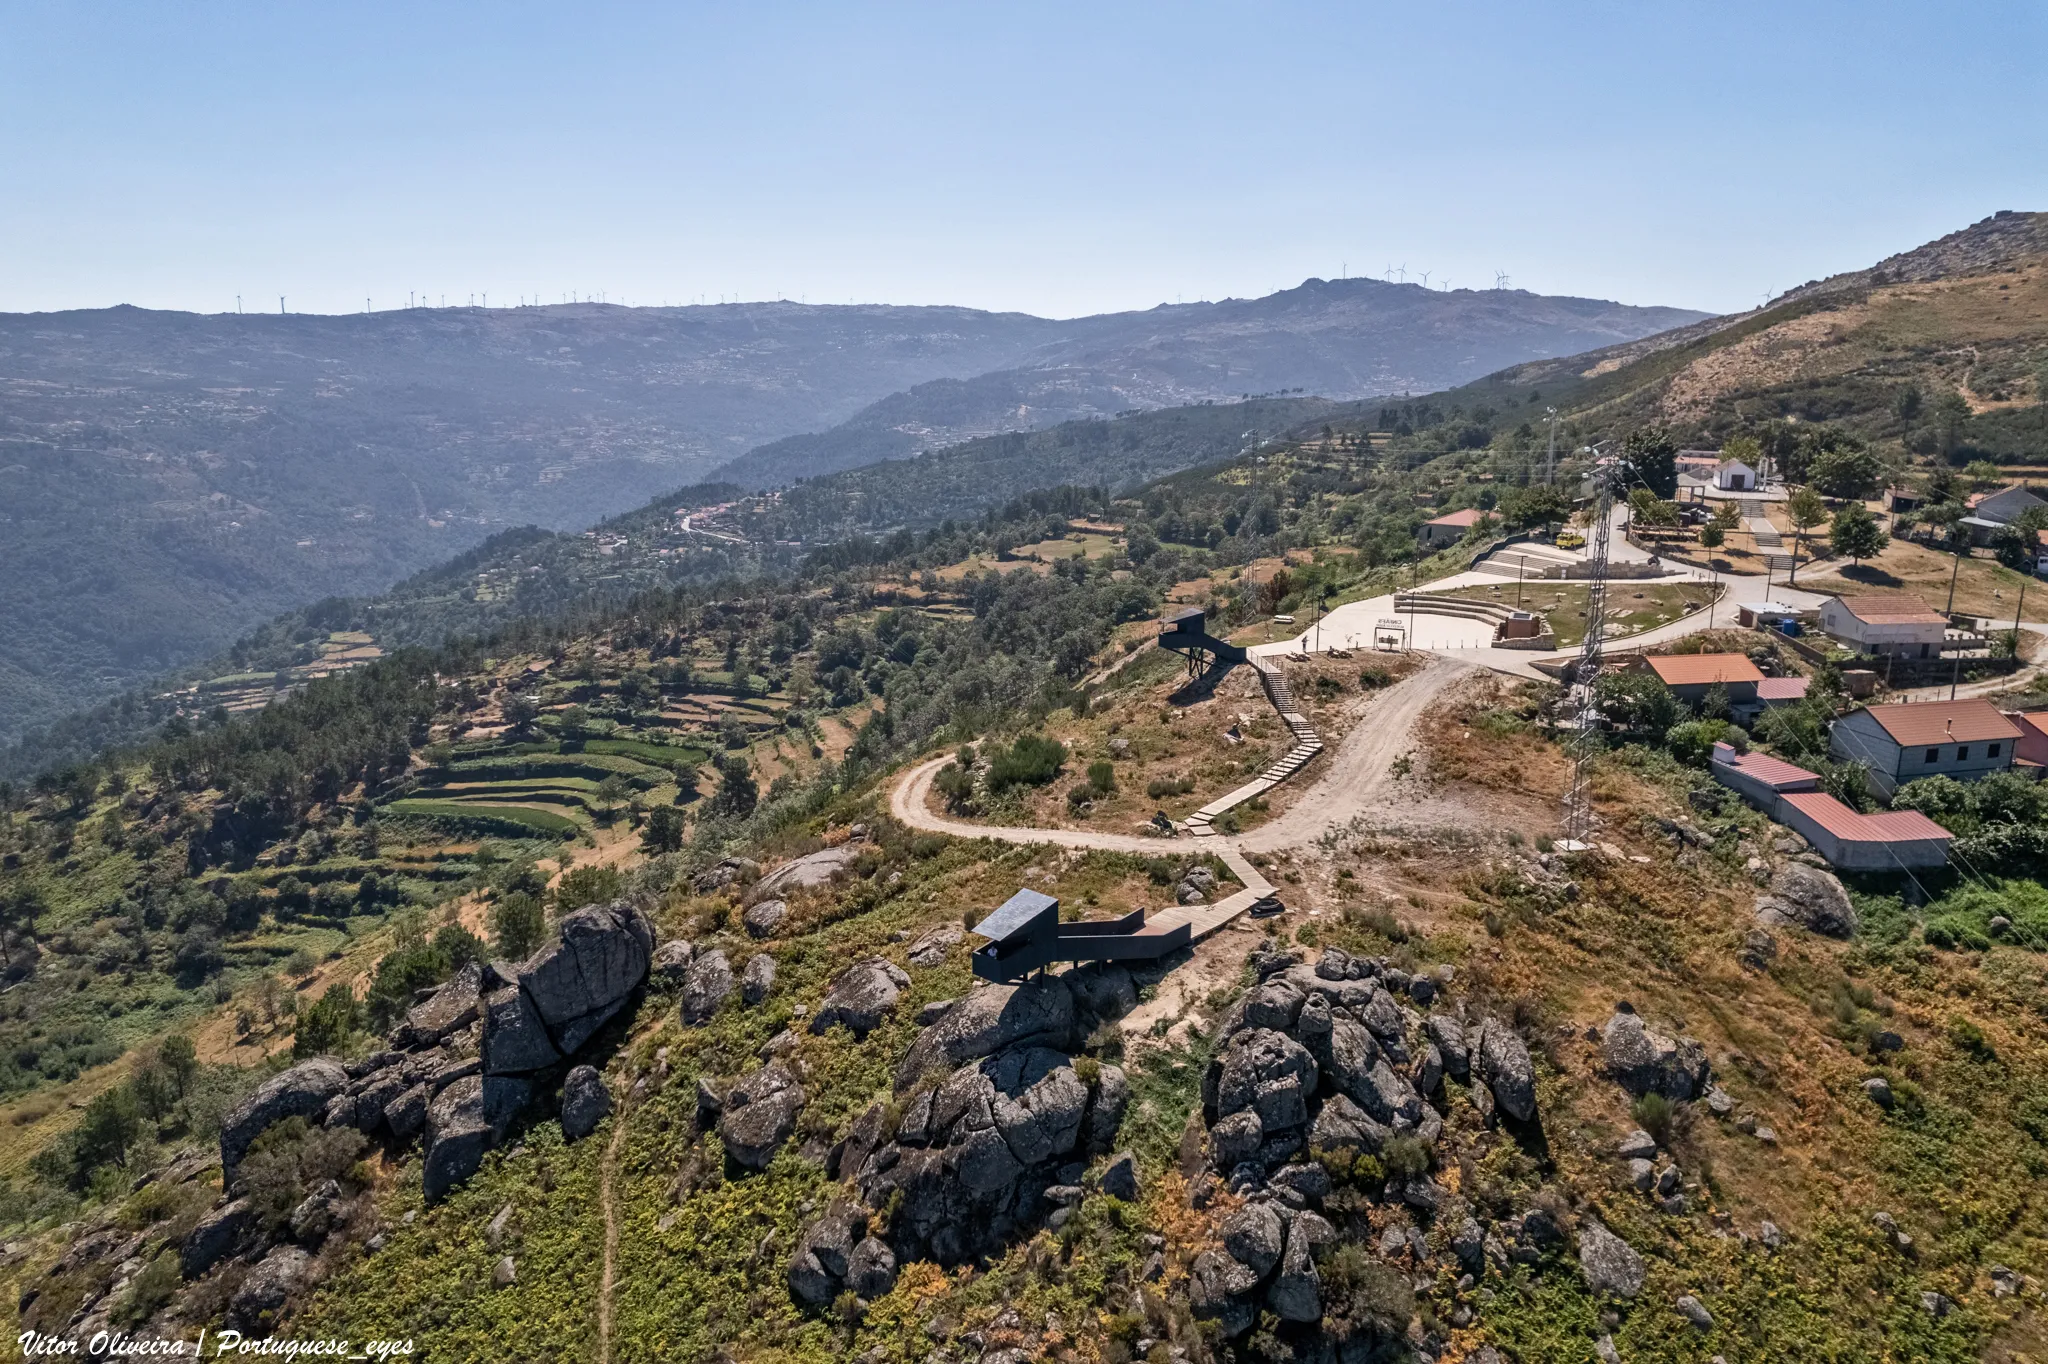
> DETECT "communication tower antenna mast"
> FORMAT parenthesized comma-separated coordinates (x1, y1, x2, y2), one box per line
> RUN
(1561, 445, 1616, 849)
(1543, 407, 1559, 484)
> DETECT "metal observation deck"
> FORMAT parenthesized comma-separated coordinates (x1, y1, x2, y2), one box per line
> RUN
(969, 889, 1192, 984)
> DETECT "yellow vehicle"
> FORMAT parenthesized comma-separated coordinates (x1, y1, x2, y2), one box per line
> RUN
(1554, 529, 1586, 550)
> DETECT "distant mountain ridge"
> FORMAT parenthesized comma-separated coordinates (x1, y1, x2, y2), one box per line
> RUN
(0, 278, 1706, 742)
(710, 277, 1710, 487)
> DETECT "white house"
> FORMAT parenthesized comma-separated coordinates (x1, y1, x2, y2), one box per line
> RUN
(1969, 485, 2047, 525)
(1828, 698, 2022, 797)
(1417, 507, 1485, 549)
(1714, 460, 1758, 492)
(1818, 593, 1949, 659)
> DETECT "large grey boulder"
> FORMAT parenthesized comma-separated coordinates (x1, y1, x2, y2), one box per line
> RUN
(1267, 1212, 1333, 1323)
(515, 899, 654, 1053)
(560, 1065, 613, 1142)
(1426, 1013, 1471, 1079)
(1344, 1057, 1424, 1127)
(986, 1047, 1089, 1166)
(1309, 1016, 1379, 1095)
(403, 960, 484, 1046)
(1084, 1063, 1129, 1154)
(1602, 1011, 1711, 1101)
(683, 949, 734, 1024)
(1307, 1092, 1391, 1154)
(1210, 1028, 1318, 1123)
(383, 1083, 431, 1143)
(1755, 864, 1858, 938)
(228, 1245, 312, 1335)
(742, 899, 789, 939)
(423, 1074, 530, 1201)
(1064, 963, 1138, 1022)
(221, 1058, 350, 1173)
(718, 1063, 807, 1170)
(1221, 1202, 1285, 1277)
(1473, 1019, 1538, 1122)
(181, 1197, 255, 1279)
(1190, 1250, 1259, 1337)
(1579, 1218, 1647, 1299)
(745, 845, 860, 904)
(1211, 1109, 1265, 1167)
(651, 939, 694, 983)
(846, 1236, 898, 1299)
(895, 975, 1074, 1089)
(481, 985, 561, 1075)
(811, 957, 911, 1037)
(741, 953, 778, 1006)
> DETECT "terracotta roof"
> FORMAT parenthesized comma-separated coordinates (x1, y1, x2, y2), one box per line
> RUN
(1711, 742, 1820, 789)
(1857, 699, 2022, 746)
(1755, 677, 1811, 701)
(1424, 508, 1485, 528)
(1780, 791, 1951, 844)
(1833, 593, 1947, 626)
(2013, 712, 2048, 738)
(1643, 653, 1765, 687)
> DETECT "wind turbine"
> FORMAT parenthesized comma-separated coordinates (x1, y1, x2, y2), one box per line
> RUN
(1418, 270, 1431, 289)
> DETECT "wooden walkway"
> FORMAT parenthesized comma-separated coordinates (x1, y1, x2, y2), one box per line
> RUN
(1186, 655, 1325, 836)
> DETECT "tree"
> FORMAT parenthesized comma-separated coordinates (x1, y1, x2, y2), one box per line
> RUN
(158, 1034, 198, 1097)
(292, 982, 363, 1058)
(556, 863, 623, 912)
(1699, 523, 1725, 550)
(491, 890, 548, 962)
(595, 774, 627, 823)
(1785, 485, 1828, 571)
(1808, 443, 1882, 500)
(1593, 672, 1677, 736)
(1965, 458, 2003, 493)
(1720, 434, 1764, 468)
(1828, 502, 1889, 564)
(709, 755, 759, 818)
(640, 804, 685, 854)
(1623, 426, 1679, 498)
(502, 693, 541, 734)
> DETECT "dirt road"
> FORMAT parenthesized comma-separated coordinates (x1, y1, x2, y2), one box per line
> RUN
(891, 656, 1485, 864)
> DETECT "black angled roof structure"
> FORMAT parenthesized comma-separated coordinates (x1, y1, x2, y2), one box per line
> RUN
(969, 888, 1191, 984)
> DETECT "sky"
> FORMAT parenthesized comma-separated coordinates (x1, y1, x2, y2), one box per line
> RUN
(2, 0, 2043, 319)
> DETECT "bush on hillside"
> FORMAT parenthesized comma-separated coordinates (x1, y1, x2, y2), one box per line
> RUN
(987, 734, 1067, 794)
(1665, 719, 1741, 768)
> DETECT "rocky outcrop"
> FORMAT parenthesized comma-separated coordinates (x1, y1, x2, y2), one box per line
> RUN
(1755, 864, 1857, 938)
(221, 1058, 350, 1173)
(810, 958, 910, 1037)
(481, 984, 561, 1074)
(424, 1075, 530, 1201)
(1601, 1010, 1711, 1101)
(229, 1246, 312, 1335)
(402, 960, 484, 1046)
(652, 939, 694, 983)
(181, 1197, 255, 1279)
(895, 975, 1075, 1089)
(745, 845, 860, 904)
(1473, 1020, 1538, 1122)
(718, 1063, 806, 1169)
(742, 899, 789, 939)
(683, 950, 734, 1025)
(741, 953, 778, 1006)
(1579, 1219, 1646, 1299)
(560, 1065, 613, 1141)
(515, 899, 654, 1054)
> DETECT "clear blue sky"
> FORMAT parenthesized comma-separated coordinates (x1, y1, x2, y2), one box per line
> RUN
(3, 0, 2042, 318)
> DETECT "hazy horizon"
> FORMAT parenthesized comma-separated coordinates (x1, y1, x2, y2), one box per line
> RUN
(3, 0, 2042, 319)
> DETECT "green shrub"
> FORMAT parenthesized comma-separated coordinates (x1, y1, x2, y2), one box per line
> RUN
(1665, 718, 1740, 767)
(1631, 1091, 1676, 1145)
(293, 982, 365, 1059)
(1087, 759, 1116, 794)
(1359, 665, 1393, 689)
(1318, 1242, 1414, 1342)
(987, 734, 1067, 794)
(1382, 1135, 1430, 1179)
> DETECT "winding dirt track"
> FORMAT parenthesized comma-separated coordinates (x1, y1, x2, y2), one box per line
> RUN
(889, 656, 1484, 862)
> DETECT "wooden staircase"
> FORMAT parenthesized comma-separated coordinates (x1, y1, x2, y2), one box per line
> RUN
(1186, 655, 1324, 837)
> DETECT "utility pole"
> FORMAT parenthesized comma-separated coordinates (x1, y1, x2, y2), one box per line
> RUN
(1562, 443, 1614, 850)
(1544, 408, 1559, 485)
(1946, 548, 1963, 615)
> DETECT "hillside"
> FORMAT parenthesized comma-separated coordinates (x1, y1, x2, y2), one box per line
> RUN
(7, 464, 2048, 1360)
(0, 281, 1708, 746)
(715, 279, 1712, 488)
(1436, 211, 2048, 460)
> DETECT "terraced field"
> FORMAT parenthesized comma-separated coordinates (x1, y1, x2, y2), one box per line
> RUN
(382, 735, 712, 840)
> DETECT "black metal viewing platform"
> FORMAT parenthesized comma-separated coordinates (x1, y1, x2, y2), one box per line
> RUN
(969, 889, 1192, 984)
(1157, 607, 1245, 680)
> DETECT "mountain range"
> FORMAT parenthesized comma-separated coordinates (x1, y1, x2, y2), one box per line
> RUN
(0, 282, 1706, 742)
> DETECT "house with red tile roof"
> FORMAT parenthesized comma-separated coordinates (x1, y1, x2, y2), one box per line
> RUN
(1776, 792, 1952, 870)
(1828, 699, 2021, 797)
(1416, 507, 1488, 549)
(1819, 593, 1950, 659)
(1710, 741, 1820, 812)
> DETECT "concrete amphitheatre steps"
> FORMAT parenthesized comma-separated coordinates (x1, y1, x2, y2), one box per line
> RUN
(1186, 656, 1324, 837)
(1471, 541, 1581, 580)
